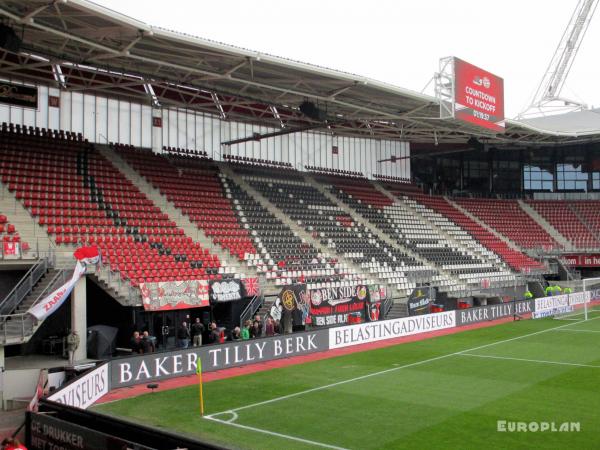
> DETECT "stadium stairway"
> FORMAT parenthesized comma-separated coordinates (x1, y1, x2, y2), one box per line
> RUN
(0, 184, 79, 269)
(374, 183, 507, 272)
(0, 267, 64, 344)
(304, 174, 465, 298)
(0, 184, 54, 261)
(445, 197, 526, 254)
(385, 301, 408, 319)
(517, 200, 572, 250)
(96, 145, 252, 285)
(219, 164, 366, 294)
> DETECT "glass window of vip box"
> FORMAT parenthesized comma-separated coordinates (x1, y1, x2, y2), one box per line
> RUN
(523, 155, 553, 192)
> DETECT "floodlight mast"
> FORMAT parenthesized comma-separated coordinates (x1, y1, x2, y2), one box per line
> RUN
(518, 0, 598, 118)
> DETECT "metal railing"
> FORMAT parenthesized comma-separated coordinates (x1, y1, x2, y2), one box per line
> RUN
(240, 294, 264, 328)
(0, 257, 49, 315)
(382, 296, 394, 318)
(0, 268, 69, 343)
(99, 264, 141, 304)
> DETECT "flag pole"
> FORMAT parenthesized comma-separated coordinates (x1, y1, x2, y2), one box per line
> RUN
(197, 358, 204, 416)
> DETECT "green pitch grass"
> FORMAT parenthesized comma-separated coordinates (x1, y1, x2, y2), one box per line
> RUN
(93, 311, 600, 450)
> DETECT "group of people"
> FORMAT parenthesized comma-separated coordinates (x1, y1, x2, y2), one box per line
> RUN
(544, 284, 572, 296)
(131, 314, 282, 352)
(240, 315, 280, 339)
(176, 318, 225, 348)
(130, 330, 156, 354)
(174, 315, 281, 348)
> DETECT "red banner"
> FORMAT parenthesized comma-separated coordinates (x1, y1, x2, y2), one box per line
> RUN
(454, 57, 505, 132)
(140, 279, 209, 310)
(563, 254, 600, 267)
(2, 241, 19, 258)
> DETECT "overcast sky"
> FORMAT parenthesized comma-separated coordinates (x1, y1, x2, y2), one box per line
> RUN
(93, 0, 600, 118)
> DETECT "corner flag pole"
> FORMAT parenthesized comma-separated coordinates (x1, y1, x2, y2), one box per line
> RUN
(197, 358, 204, 416)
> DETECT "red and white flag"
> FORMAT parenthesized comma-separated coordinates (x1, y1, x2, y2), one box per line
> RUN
(28, 262, 86, 321)
(2, 241, 19, 258)
(73, 245, 100, 265)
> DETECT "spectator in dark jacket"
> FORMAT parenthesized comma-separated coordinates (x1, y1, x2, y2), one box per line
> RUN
(191, 318, 205, 347)
(141, 331, 155, 353)
(251, 315, 263, 338)
(265, 316, 275, 337)
(208, 322, 220, 344)
(177, 321, 190, 348)
(130, 331, 143, 354)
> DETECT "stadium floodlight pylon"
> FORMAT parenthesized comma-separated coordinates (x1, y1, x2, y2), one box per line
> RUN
(518, 0, 599, 118)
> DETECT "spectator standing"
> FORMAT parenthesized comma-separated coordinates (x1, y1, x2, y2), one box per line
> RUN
(274, 319, 281, 335)
(191, 318, 205, 347)
(130, 331, 142, 354)
(232, 326, 242, 340)
(141, 331, 155, 353)
(241, 320, 252, 340)
(177, 321, 190, 348)
(66, 330, 80, 365)
(251, 315, 263, 338)
(265, 316, 275, 337)
(208, 322, 220, 344)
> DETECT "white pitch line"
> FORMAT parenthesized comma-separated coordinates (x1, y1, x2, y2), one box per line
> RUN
(554, 328, 600, 333)
(459, 353, 600, 368)
(204, 415, 350, 450)
(207, 315, 600, 419)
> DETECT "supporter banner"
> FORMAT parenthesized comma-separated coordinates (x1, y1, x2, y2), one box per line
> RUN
(277, 284, 307, 312)
(28, 411, 153, 450)
(329, 311, 456, 349)
(209, 279, 243, 303)
(2, 241, 19, 259)
(0, 82, 38, 109)
(28, 262, 86, 321)
(456, 300, 534, 326)
(47, 364, 109, 410)
(366, 284, 386, 322)
(563, 254, 600, 267)
(454, 57, 505, 132)
(310, 284, 369, 307)
(407, 286, 435, 316)
(310, 284, 369, 326)
(140, 279, 209, 311)
(242, 277, 261, 297)
(311, 302, 365, 327)
(111, 330, 329, 388)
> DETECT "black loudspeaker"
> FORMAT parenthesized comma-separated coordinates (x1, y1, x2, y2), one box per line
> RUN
(0, 24, 21, 53)
(299, 101, 327, 121)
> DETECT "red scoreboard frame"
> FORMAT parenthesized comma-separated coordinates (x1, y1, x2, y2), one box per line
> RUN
(453, 58, 505, 132)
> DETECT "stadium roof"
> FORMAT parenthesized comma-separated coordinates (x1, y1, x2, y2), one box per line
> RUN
(1, 0, 600, 147)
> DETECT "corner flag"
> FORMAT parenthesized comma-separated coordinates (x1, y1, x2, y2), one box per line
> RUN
(197, 358, 204, 416)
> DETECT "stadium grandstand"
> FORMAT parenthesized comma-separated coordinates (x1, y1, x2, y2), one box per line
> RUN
(0, 1, 600, 449)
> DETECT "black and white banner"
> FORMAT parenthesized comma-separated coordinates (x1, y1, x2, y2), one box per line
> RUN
(47, 363, 109, 410)
(407, 286, 435, 316)
(28, 411, 153, 450)
(111, 330, 329, 388)
(209, 279, 243, 303)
